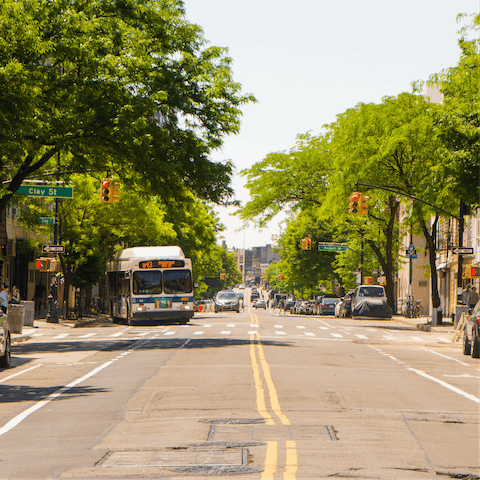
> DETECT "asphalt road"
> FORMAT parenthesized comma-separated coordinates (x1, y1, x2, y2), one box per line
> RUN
(0, 296, 478, 480)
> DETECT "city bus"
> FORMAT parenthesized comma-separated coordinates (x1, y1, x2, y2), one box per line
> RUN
(106, 246, 194, 325)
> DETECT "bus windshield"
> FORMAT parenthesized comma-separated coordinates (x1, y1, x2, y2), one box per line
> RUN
(164, 269, 193, 294)
(133, 271, 162, 295)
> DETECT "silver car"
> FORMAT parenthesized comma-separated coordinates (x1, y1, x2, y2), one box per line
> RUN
(214, 291, 240, 313)
(0, 310, 11, 368)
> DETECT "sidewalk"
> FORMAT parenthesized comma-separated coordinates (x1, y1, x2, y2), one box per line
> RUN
(11, 313, 111, 345)
(392, 314, 456, 333)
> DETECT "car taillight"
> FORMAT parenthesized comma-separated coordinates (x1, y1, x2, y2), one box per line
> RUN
(476, 314, 480, 325)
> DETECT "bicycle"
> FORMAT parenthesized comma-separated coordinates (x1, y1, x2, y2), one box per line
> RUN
(401, 295, 423, 318)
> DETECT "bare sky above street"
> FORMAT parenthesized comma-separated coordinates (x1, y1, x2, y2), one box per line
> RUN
(182, 0, 479, 249)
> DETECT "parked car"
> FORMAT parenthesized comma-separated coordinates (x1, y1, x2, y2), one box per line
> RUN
(317, 297, 341, 315)
(238, 284, 245, 290)
(337, 291, 355, 318)
(351, 285, 392, 319)
(0, 310, 11, 368)
(463, 300, 480, 358)
(253, 299, 267, 309)
(215, 291, 240, 313)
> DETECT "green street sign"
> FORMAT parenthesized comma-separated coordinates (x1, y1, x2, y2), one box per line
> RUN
(16, 185, 73, 198)
(39, 217, 55, 224)
(318, 243, 347, 252)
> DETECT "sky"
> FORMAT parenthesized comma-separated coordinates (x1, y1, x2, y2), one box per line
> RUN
(181, 0, 479, 250)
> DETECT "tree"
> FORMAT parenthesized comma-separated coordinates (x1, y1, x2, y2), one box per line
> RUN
(429, 13, 480, 207)
(0, 0, 255, 225)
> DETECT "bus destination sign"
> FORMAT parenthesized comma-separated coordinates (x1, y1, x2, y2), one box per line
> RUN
(139, 259, 185, 269)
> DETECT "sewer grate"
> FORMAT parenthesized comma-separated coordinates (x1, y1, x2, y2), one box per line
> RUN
(170, 465, 263, 475)
(201, 418, 265, 425)
(99, 449, 247, 468)
(209, 424, 337, 442)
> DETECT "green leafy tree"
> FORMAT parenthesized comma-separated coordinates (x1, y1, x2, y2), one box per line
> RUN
(0, 0, 255, 222)
(429, 13, 480, 207)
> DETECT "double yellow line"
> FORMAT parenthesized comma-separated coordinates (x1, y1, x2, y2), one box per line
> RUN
(250, 313, 298, 479)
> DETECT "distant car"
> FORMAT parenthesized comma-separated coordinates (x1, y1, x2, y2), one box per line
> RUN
(250, 292, 260, 303)
(215, 291, 240, 313)
(0, 310, 11, 368)
(317, 297, 341, 315)
(351, 285, 392, 319)
(463, 300, 480, 358)
(238, 284, 245, 290)
(253, 299, 266, 309)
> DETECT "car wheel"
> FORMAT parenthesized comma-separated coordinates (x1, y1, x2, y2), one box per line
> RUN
(0, 334, 11, 368)
(472, 334, 480, 359)
(463, 331, 472, 356)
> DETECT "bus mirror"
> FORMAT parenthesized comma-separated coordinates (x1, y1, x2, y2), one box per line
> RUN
(194, 282, 199, 288)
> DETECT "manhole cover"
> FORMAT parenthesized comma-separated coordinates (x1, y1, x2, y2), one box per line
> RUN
(99, 449, 247, 468)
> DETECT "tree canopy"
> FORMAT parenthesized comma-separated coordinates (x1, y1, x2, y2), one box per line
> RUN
(0, 0, 255, 213)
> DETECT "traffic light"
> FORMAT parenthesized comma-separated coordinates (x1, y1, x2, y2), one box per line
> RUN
(301, 238, 311, 250)
(359, 194, 370, 215)
(110, 182, 121, 203)
(100, 178, 111, 203)
(471, 265, 480, 277)
(35, 258, 57, 272)
(463, 266, 472, 279)
(349, 192, 360, 214)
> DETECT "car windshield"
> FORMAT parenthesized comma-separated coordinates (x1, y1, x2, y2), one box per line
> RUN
(358, 287, 384, 297)
(324, 298, 339, 304)
(217, 292, 237, 300)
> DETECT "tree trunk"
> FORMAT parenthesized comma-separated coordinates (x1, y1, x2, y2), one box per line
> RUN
(421, 216, 441, 309)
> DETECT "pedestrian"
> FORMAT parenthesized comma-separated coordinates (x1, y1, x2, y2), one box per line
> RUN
(461, 285, 471, 305)
(0, 284, 8, 314)
(468, 286, 479, 308)
(10, 286, 20, 304)
(33, 283, 46, 315)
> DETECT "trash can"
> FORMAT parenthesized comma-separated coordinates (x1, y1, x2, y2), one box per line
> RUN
(22, 301, 35, 327)
(432, 306, 443, 326)
(7, 304, 25, 334)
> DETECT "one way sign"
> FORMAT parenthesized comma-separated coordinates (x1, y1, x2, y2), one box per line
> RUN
(42, 245, 65, 254)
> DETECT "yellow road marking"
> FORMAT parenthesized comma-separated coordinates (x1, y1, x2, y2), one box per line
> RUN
(261, 441, 278, 479)
(250, 334, 275, 425)
(284, 440, 298, 479)
(256, 333, 291, 425)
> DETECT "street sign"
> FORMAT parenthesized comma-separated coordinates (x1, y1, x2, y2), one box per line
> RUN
(407, 243, 416, 254)
(452, 247, 474, 255)
(318, 242, 347, 252)
(42, 244, 65, 254)
(39, 217, 55, 224)
(16, 186, 73, 198)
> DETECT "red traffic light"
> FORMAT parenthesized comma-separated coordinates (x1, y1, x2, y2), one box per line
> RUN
(471, 266, 480, 277)
(36, 260, 44, 269)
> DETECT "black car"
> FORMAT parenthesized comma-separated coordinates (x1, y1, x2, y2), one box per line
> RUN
(463, 300, 480, 358)
(317, 297, 341, 315)
(0, 310, 11, 368)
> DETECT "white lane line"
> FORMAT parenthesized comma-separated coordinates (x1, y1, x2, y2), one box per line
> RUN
(53, 334, 69, 339)
(227, 324, 236, 328)
(275, 331, 287, 335)
(221, 331, 231, 335)
(250, 324, 259, 328)
(109, 332, 124, 337)
(296, 326, 305, 329)
(78, 333, 97, 339)
(136, 332, 149, 337)
(304, 332, 315, 337)
(355, 334, 368, 339)
(331, 333, 343, 338)
(0, 350, 133, 437)
(407, 367, 479, 404)
(164, 331, 175, 336)
(0, 364, 43, 384)
(203, 325, 212, 327)
(410, 336, 423, 342)
(275, 325, 283, 329)
(319, 327, 329, 330)
(32, 333, 44, 337)
(248, 331, 259, 335)
(437, 338, 450, 344)
(421, 348, 471, 367)
(193, 331, 204, 335)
